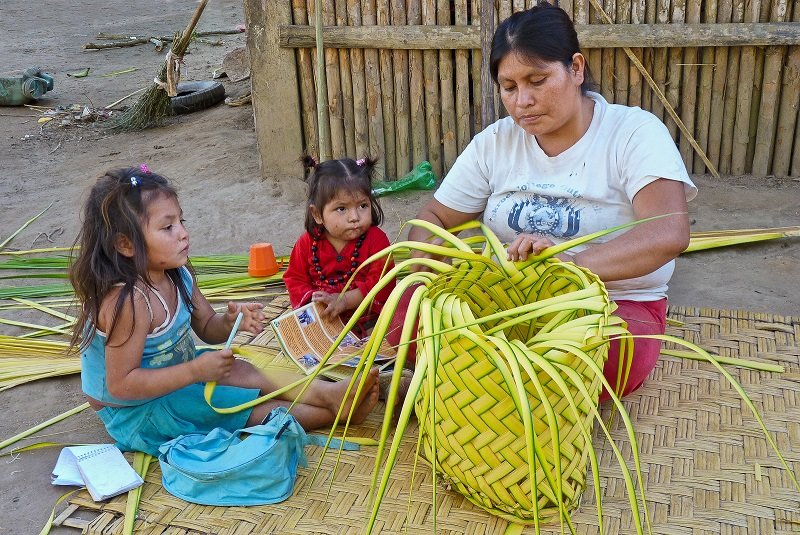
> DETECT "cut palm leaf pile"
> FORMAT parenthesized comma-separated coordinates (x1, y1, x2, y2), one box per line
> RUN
(304, 219, 798, 534)
(683, 225, 800, 253)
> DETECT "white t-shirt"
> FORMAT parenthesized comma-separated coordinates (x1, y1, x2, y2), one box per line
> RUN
(434, 92, 698, 301)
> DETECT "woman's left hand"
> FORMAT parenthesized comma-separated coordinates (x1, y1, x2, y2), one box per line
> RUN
(226, 301, 265, 335)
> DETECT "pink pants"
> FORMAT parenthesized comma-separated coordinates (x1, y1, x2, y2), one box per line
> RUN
(600, 298, 667, 401)
(386, 287, 667, 400)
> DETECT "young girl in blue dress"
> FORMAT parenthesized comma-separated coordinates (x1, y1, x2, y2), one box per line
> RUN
(69, 166, 378, 456)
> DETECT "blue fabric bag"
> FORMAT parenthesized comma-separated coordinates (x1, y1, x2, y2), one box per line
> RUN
(157, 407, 359, 506)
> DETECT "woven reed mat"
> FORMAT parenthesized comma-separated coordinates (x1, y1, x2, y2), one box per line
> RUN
(59, 297, 800, 534)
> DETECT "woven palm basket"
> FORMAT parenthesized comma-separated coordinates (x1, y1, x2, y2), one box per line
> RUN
(361, 221, 627, 527)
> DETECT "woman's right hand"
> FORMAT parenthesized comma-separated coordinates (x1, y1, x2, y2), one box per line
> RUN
(193, 349, 235, 382)
(506, 233, 556, 262)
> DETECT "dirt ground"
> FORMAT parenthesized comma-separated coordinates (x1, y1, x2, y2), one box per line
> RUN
(0, 1, 798, 533)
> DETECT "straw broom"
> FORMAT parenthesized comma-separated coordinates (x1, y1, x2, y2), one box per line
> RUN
(108, 0, 209, 131)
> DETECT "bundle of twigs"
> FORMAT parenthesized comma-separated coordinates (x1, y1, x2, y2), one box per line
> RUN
(108, 0, 208, 131)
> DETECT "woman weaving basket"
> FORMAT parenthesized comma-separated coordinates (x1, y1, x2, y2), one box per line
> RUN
(407, 2, 697, 400)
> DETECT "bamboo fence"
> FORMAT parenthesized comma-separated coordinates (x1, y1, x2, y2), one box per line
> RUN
(251, 0, 800, 180)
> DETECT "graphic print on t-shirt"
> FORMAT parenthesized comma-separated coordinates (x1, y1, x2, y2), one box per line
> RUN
(506, 193, 582, 238)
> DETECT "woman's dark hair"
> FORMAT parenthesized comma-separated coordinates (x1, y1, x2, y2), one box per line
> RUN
(69, 167, 193, 351)
(489, 1, 595, 93)
(300, 155, 384, 234)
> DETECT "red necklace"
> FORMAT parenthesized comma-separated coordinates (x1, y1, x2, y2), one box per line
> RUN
(311, 230, 366, 289)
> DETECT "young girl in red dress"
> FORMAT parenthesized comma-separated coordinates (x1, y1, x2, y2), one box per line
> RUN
(283, 156, 396, 333)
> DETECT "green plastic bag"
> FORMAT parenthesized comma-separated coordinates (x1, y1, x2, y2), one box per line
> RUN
(372, 161, 437, 197)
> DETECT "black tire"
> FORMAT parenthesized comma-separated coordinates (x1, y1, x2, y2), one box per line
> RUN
(170, 81, 225, 114)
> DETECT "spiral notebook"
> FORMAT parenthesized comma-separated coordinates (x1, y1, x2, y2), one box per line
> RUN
(52, 444, 144, 501)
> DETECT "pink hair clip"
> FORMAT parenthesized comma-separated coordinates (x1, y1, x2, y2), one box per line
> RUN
(139, 163, 151, 174)
(356, 158, 366, 166)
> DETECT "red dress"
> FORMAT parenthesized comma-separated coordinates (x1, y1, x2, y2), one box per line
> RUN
(283, 226, 396, 325)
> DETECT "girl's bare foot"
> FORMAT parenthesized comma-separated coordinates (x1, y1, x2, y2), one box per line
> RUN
(328, 367, 379, 425)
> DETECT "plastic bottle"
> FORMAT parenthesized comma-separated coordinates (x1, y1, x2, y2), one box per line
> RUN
(372, 161, 437, 197)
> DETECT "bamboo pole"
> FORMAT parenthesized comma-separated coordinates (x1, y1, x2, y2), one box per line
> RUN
(392, 0, 412, 175)
(472, 0, 483, 132)
(706, 0, 733, 172)
(575, 0, 598, 98)
(423, 0, 443, 178)
(323, 0, 345, 159)
(454, 0, 472, 154)
(347, 0, 369, 160)
(480, 0, 495, 129)
(377, 0, 396, 179)
(312, 0, 332, 161)
(336, 0, 356, 156)
(362, 0, 386, 179)
(773, 0, 800, 175)
(640, 0, 657, 110)
(720, 0, 744, 173)
(792, 64, 800, 174)
(627, 0, 644, 108)
(408, 0, 427, 166)
(439, 0, 458, 174)
(665, 0, 686, 141)
(752, 0, 789, 174)
(614, 0, 630, 105)
(731, 0, 762, 174)
(601, 0, 616, 102)
(678, 0, 701, 167)
(650, 0, 671, 123)
(293, 0, 319, 158)
(279, 22, 800, 48)
(746, 14, 769, 171)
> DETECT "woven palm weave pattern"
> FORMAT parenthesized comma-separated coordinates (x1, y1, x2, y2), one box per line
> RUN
(412, 253, 618, 525)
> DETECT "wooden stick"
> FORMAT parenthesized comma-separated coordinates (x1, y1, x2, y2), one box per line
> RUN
(706, 0, 732, 173)
(423, 0, 442, 178)
(391, 0, 411, 174)
(678, 0, 701, 167)
(363, 0, 386, 178)
(454, 0, 472, 155)
(600, 0, 616, 103)
(336, 0, 355, 156)
(471, 0, 483, 132)
(377, 0, 396, 179)
(313, 0, 331, 161)
(665, 0, 685, 141)
(347, 0, 368, 159)
(84, 38, 150, 50)
(408, 0, 427, 167)
(438, 0, 458, 174)
(479, 0, 496, 129)
(294, 0, 319, 158)
(627, 0, 644, 108)
(773, 0, 800, 175)
(323, 0, 345, 159)
(720, 0, 744, 173)
(614, 0, 629, 105)
(752, 0, 788, 174)
(96, 30, 244, 40)
(731, 0, 762, 174)
(104, 87, 147, 109)
(280, 22, 800, 48)
(746, 30, 768, 170)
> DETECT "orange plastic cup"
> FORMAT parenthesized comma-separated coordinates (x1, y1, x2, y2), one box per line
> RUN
(248, 243, 279, 277)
